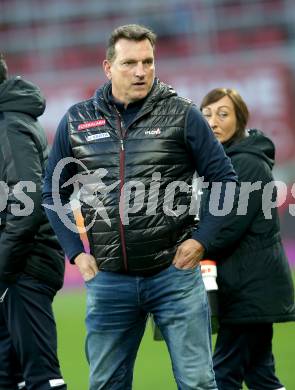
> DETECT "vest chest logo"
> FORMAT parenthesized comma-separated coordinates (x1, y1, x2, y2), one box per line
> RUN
(86, 132, 110, 142)
(78, 119, 106, 131)
(145, 128, 161, 136)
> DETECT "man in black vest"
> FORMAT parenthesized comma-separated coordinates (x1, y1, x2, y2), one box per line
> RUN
(0, 54, 66, 389)
(43, 24, 237, 390)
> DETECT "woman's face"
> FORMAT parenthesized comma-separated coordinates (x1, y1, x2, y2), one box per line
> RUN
(202, 96, 237, 144)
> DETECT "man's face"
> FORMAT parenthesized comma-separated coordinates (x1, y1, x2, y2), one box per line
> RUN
(103, 38, 155, 107)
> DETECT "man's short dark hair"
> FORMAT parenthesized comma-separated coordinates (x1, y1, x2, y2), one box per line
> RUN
(106, 24, 157, 62)
(0, 53, 8, 84)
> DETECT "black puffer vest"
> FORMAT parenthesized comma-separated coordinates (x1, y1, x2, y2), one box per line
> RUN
(68, 80, 196, 274)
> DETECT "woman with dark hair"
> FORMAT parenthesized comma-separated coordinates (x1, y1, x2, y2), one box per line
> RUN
(200, 88, 295, 390)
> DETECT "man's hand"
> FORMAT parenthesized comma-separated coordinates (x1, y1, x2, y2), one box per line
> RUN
(173, 239, 204, 270)
(74, 253, 99, 281)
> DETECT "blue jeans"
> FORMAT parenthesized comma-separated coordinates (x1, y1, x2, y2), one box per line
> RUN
(85, 264, 217, 390)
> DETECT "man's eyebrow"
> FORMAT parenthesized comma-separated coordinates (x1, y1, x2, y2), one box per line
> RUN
(121, 58, 136, 62)
(121, 56, 154, 62)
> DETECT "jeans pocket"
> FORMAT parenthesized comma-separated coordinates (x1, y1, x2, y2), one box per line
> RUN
(85, 271, 100, 286)
(171, 264, 196, 273)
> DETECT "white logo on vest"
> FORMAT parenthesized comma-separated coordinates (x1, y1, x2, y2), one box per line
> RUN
(145, 128, 161, 135)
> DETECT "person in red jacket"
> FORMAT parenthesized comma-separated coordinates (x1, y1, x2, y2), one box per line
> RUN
(200, 87, 295, 390)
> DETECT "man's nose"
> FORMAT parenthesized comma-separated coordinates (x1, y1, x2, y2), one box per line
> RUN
(135, 62, 145, 77)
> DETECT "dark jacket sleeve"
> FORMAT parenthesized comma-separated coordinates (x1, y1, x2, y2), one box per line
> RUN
(42, 115, 85, 262)
(184, 105, 239, 250)
(0, 124, 44, 280)
(205, 153, 271, 258)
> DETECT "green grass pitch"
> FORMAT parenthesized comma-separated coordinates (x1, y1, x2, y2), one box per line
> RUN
(53, 274, 295, 390)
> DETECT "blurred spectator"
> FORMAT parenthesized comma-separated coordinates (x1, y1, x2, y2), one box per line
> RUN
(0, 54, 66, 390)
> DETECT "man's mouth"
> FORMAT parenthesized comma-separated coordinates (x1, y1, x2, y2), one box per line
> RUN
(133, 82, 145, 86)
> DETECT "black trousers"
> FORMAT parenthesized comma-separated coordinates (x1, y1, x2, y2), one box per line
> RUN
(213, 323, 284, 390)
(0, 274, 66, 390)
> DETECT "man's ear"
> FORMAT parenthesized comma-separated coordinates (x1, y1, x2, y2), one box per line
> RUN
(103, 60, 112, 80)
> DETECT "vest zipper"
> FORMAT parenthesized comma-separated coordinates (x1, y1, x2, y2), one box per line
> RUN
(116, 113, 128, 271)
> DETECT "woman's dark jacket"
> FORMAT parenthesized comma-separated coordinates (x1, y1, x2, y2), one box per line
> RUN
(0, 77, 64, 290)
(205, 129, 295, 324)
